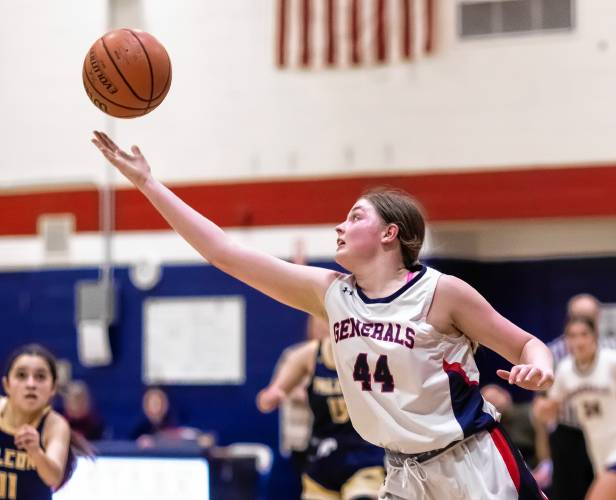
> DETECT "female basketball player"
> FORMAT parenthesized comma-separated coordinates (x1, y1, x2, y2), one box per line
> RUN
(92, 131, 552, 499)
(1, 344, 87, 499)
(257, 317, 385, 500)
(535, 317, 616, 500)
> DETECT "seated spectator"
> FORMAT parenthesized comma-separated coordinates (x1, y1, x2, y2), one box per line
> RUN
(130, 387, 215, 449)
(62, 380, 105, 441)
(131, 387, 178, 446)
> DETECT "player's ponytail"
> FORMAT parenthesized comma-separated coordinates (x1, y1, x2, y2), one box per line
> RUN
(56, 430, 95, 490)
(362, 187, 426, 269)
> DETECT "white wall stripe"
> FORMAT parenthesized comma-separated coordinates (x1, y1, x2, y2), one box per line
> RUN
(1, 218, 616, 271)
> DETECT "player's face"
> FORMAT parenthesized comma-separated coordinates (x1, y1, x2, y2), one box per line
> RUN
(334, 199, 386, 270)
(564, 323, 598, 364)
(2, 355, 55, 413)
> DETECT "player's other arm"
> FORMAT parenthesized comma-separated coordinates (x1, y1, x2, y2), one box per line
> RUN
(92, 132, 337, 317)
(433, 275, 554, 391)
(257, 341, 318, 413)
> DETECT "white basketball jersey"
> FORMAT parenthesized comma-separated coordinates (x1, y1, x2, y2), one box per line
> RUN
(324, 266, 498, 454)
(549, 349, 616, 471)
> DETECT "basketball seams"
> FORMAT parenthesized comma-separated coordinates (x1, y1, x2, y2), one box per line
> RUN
(83, 67, 149, 112)
(127, 29, 155, 115)
(130, 30, 171, 102)
(156, 59, 172, 103)
(100, 33, 151, 103)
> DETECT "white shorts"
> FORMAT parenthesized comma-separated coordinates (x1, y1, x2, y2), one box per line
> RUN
(379, 425, 547, 500)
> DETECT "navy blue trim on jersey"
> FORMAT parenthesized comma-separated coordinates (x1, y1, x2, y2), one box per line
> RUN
(356, 264, 427, 304)
(443, 363, 495, 438)
(608, 462, 616, 473)
(491, 424, 548, 500)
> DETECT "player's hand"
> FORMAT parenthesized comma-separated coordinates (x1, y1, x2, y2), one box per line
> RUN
(256, 386, 286, 413)
(496, 364, 554, 391)
(14, 425, 42, 455)
(91, 131, 152, 188)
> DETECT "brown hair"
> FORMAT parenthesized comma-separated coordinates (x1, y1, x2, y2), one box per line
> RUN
(3, 344, 94, 490)
(565, 316, 598, 337)
(361, 187, 426, 269)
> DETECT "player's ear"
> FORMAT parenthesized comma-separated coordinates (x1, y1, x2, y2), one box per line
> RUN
(382, 223, 399, 243)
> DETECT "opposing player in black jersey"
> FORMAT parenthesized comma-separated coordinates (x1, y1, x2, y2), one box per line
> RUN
(0, 344, 89, 499)
(258, 320, 384, 500)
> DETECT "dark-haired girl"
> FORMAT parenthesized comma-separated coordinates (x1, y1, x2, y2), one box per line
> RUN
(1, 344, 88, 499)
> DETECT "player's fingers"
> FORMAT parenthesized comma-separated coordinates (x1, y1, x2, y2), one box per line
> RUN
(118, 149, 133, 161)
(524, 367, 539, 381)
(131, 145, 142, 157)
(93, 133, 114, 154)
(93, 139, 113, 159)
(101, 149, 116, 164)
(537, 371, 554, 389)
(95, 131, 119, 152)
(515, 366, 532, 384)
(255, 390, 271, 412)
(496, 369, 510, 381)
(508, 365, 522, 384)
(93, 131, 109, 150)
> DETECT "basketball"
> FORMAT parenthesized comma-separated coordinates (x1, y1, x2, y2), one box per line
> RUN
(82, 28, 172, 118)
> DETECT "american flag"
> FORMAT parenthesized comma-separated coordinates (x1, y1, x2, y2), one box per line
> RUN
(275, 0, 437, 69)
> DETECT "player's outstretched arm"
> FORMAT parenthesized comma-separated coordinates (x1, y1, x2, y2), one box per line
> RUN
(431, 275, 554, 391)
(92, 131, 337, 317)
(256, 340, 317, 413)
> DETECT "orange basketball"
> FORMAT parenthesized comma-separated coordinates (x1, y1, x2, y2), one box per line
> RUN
(83, 28, 172, 118)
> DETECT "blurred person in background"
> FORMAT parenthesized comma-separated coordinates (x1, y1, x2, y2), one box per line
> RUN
(534, 316, 616, 500)
(480, 384, 538, 468)
(131, 387, 178, 447)
(257, 316, 385, 500)
(61, 380, 105, 441)
(273, 315, 327, 478)
(1, 344, 91, 498)
(534, 294, 616, 499)
(273, 239, 329, 477)
(131, 386, 214, 449)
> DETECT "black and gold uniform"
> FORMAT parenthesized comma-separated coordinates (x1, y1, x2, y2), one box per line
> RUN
(0, 408, 51, 500)
(303, 340, 384, 500)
